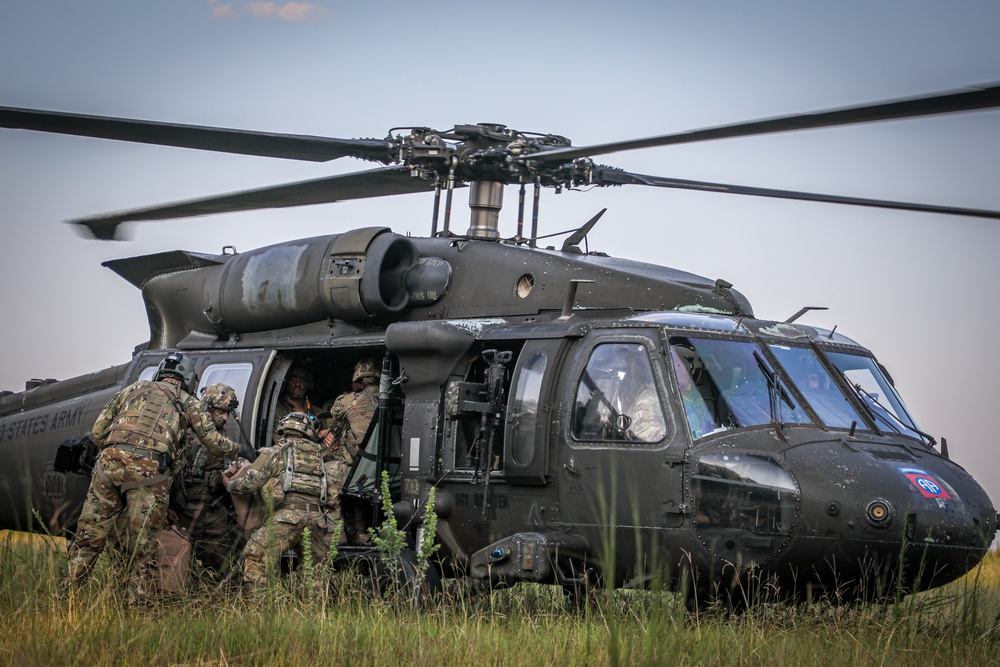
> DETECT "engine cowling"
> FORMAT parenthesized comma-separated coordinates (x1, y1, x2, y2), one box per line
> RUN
(127, 228, 449, 346)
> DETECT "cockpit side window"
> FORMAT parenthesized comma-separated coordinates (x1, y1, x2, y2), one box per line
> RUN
(572, 343, 666, 444)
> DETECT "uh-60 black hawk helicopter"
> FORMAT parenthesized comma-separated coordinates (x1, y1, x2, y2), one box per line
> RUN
(1, 84, 998, 608)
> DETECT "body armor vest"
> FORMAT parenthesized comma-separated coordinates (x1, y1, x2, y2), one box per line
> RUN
(105, 381, 183, 454)
(280, 439, 328, 504)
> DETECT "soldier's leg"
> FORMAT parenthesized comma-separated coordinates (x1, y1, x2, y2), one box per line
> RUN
(193, 504, 238, 574)
(66, 455, 126, 584)
(120, 477, 171, 599)
(239, 517, 300, 590)
(304, 515, 335, 596)
(310, 515, 335, 567)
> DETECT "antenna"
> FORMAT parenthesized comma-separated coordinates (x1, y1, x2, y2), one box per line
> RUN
(785, 306, 829, 323)
(561, 209, 607, 253)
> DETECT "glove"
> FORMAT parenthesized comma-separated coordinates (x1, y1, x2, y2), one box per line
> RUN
(239, 441, 257, 462)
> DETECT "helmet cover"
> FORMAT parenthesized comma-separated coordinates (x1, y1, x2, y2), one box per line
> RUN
(277, 411, 319, 441)
(352, 358, 379, 383)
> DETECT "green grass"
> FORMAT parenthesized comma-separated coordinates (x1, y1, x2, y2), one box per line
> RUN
(1, 533, 997, 666)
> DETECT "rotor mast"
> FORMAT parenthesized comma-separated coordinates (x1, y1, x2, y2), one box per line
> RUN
(466, 181, 504, 240)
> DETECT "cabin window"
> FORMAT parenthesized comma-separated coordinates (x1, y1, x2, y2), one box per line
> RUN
(573, 343, 666, 443)
(137, 366, 157, 382)
(509, 352, 546, 467)
(198, 362, 254, 418)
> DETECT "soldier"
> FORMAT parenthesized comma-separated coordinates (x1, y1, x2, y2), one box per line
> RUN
(225, 412, 336, 591)
(271, 364, 317, 443)
(622, 347, 666, 443)
(272, 363, 336, 449)
(170, 383, 244, 577)
(326, 358, 379, 468)
(669, 345, 717, 439)
(66, 352, 240, 602)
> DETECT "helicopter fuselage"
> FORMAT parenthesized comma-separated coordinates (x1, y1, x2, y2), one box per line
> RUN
(0, 230, 994, 604)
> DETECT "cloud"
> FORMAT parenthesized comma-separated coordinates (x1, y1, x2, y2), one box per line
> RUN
(210, 4, 240, 18)
(208, 1, 330, 22)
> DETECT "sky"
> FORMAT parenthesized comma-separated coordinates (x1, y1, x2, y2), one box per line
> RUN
(1, 2, 999, 524)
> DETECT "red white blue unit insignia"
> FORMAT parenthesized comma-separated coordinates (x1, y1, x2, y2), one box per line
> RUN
(899, 467, 952, 500)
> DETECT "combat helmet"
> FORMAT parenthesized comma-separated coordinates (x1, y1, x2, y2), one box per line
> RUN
(155, 352, 198, 394)
(277, 411, 319, 441)
(287, 364, 314, 385)
(200, 383, 239, 413)
(352, 358, 379, 383)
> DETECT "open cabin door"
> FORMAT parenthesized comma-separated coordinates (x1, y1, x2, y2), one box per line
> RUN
(256, 354, 294, 450)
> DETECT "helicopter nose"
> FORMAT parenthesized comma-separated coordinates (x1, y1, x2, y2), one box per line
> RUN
(782, 440, 996, 593)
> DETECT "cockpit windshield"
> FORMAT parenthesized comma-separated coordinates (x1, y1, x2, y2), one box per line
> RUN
(668, 335, 926, 443)
(825, 351, 924, 440)
(670, 337, 810, 436)
(768, 345, 865, 429)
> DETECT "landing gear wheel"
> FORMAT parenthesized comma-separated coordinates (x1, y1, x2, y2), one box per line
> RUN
(354, 549, 442, 606)
(562, 565, 601, 612)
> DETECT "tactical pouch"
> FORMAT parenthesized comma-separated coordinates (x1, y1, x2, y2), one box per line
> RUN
(322, 460, 348, 512)
(261, 477, 285, 508)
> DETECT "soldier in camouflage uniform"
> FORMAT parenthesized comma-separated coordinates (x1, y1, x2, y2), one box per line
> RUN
(66, 352, 240, 601)
(326, 358, 379, 471)
(170, 383, 243, 577)
(322, 359, 379, 546)
(226, 412, 336, 591)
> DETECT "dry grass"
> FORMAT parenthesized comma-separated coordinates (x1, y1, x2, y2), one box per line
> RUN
(0, 533, 997, 666)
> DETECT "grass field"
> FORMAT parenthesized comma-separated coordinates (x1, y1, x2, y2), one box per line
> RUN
(0, 532, 997, 666)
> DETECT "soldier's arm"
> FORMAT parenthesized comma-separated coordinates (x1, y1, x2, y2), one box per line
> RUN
(185, 397, 240, 458)
(226, 448, 280, 495)
(331, 395, 348, 422)
(330, 395, 350, 435)
(90, 388, 125, 447)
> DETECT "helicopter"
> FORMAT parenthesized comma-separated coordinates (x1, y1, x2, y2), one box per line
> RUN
(0, 84, 998, 607)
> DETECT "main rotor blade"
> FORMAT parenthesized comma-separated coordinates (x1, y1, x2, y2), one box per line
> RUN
(528, 84, 1000, 163)
(593, 166, 1000, 220)
(0, 106, 395, 163)
(71, 167, 438, 240)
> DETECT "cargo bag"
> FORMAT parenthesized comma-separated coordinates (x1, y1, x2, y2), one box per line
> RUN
(225, 459, 264, 531)
(157, 525, 192, 593)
